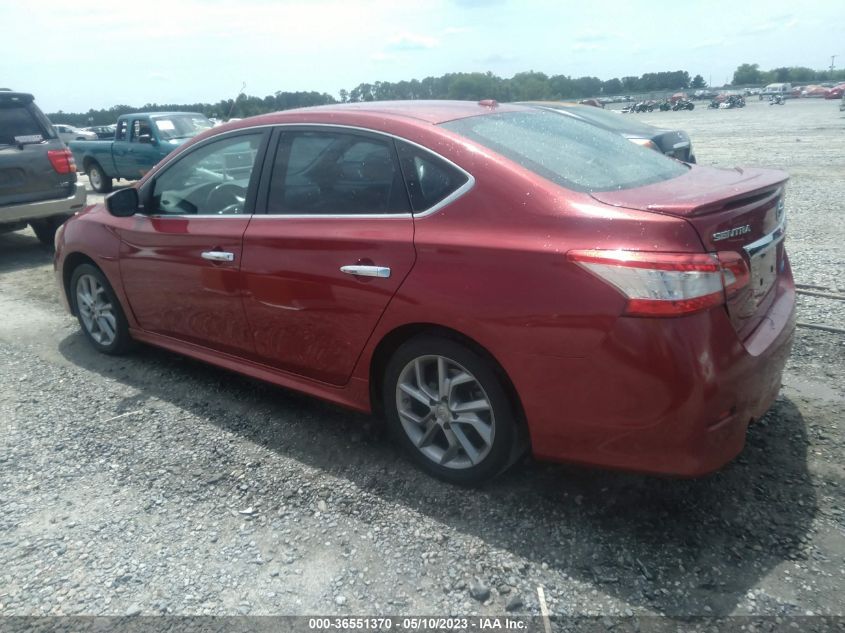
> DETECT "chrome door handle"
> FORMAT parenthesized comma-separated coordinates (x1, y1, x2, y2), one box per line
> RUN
(201, 251, 235, 262)
(340, 265, 391, 278)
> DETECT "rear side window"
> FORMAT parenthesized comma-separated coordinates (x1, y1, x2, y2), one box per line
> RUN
(266, 130, 410, 215)
(441, 110, 686, 193)
(396, 141, 469, 212)
(0, 104, 53, 146)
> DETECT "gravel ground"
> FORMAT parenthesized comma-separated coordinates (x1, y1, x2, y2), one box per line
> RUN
(0, 98, 842, 621)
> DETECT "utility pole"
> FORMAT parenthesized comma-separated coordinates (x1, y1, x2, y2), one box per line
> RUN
(830, 55, 837, 72)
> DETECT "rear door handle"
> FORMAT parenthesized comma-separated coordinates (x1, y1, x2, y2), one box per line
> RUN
(340, 265, 391, 278)
(201, 251, 235, 262)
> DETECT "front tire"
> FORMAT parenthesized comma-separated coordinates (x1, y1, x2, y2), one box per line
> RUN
(383, 336, 520, 485)
(70, 264, 134, 355)
(86, 162, 113, 193)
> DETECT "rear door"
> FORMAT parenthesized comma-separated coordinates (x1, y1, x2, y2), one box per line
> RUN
(240, 126, 416, 385)
(0, 93, 73, 208)
(118, 129, 269, 356)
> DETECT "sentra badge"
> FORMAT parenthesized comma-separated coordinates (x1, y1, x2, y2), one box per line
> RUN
(712, 225, 751, 241)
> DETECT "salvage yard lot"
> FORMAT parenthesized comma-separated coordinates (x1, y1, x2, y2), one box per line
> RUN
(0, 99, 843, 618)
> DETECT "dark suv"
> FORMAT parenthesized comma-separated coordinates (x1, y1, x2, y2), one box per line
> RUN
(0, 90, 86, 245)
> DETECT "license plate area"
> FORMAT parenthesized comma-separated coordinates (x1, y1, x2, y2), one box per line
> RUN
(748, 240, 779, 302)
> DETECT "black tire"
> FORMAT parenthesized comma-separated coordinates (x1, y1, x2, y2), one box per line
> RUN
(70, 263, 134, 355)
(383, 335, 521, 485)
(29, 215, 69, 247)
(86, 161, 113, 193)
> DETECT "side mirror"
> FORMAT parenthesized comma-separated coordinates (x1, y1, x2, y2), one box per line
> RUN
(106, 187, 139, 217)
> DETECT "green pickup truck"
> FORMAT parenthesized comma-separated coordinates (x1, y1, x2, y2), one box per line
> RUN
(69, 112, 212, 192)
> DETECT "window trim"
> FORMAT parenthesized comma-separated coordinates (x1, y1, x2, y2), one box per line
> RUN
(137, 123, 475, 220)
(138, 127, 272, 219)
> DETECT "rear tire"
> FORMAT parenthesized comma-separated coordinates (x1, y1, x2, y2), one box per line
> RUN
(70, 263, 134, 355)
(383, 336, 521, 485)
(29, 215, 68, 247)
(87, 162, 113, 193)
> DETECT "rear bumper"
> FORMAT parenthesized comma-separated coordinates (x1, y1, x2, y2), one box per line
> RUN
(0, 184, 86, 224)
(509, 270, 796, 477)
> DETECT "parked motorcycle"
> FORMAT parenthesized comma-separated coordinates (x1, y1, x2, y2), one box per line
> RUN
(658, 100, 672, 111)
(708, 99, 720, 109)
(719, 95, 746, 109)
(672, 99, 695, 111)
(769, 94, 785, 105)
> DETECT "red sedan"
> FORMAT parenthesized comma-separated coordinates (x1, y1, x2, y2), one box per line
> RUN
(54, 101, 795, 484)
(824, 84, 845, 99)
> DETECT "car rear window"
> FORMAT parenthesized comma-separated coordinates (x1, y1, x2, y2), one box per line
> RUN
(550, 105, 659, 136)
(441, 110, 686, 193)
(0, 104, 54, 146)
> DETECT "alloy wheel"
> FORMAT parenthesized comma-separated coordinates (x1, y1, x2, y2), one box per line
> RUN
(76, 273, 118, 346)
(395, 355, 495, 470)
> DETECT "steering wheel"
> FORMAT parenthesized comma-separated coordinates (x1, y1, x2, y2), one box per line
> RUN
(205, 183, 246, 214)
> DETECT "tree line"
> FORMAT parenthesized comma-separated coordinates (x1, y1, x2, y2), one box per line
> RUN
(731, 63, 845, 86)
(48, 64, 843, 126)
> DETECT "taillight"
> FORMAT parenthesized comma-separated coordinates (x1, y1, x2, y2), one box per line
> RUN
(47, 149, 76, 174)
(629, 138, 659, 151)
(568, 249, 749, 317)
(717, 251, 751, 298)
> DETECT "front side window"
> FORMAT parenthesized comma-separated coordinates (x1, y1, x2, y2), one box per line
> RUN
(441, 110, 687, 193)
(267, 130, 409, 215)
(131, 119, 152, 142)
(151, 133, 263, 215)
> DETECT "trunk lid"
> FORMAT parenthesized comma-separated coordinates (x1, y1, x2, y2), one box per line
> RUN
(591, 166, 789, 340)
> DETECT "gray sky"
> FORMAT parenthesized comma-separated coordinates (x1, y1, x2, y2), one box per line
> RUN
(1, 0, 842, 113)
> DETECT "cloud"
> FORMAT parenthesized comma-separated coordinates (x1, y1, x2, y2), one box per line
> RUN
(386, 32, 440, 51)
(370, 52, 396, 62)
(147, 72, 170, 81)
(692, 38, 726, 50)
(442, 26, 473, 35)
(574, 30, 612, 43)
(738, 17, 798, 36)
(450, 0, 505, 6)
(571, 43, 600, 52)
(477, 53, 518, 64)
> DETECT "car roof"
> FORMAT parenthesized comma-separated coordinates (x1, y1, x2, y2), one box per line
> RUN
(0, 91, 35, 105)
(244, 100, 529, 126)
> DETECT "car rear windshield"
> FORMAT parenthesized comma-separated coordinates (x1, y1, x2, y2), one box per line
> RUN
(0, 103, 55, 146)
(440, 110, 686, 193)
(550, 105, 660, 136)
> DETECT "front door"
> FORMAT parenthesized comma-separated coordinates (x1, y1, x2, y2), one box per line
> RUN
(118, 130, 268, 357)
(240, 127, 416, 385)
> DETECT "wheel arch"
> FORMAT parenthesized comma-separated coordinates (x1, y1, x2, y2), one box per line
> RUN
(367, 323, 527, 431)
(62, 252, 100, 316)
